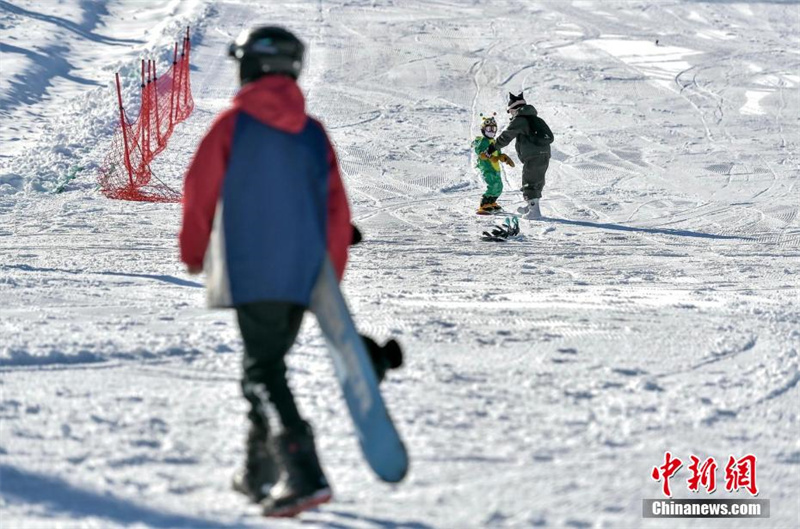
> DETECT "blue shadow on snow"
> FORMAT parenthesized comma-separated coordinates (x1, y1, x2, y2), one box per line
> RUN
(0, 0, 141, 46)
(304, 509, 436, 529)
(543, 217, 751, 241)
(0, 464, 254, 529)
(3, 264, 203, 288)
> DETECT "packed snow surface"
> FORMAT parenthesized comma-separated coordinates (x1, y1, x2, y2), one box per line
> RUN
(1, 0, 799, 528)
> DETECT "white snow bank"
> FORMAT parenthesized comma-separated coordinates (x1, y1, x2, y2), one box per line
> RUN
(0, 0, 210, 196)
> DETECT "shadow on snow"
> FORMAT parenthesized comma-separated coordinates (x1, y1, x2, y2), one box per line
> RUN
(3, 263, 203, 288)
(0, 0, 139, 109)
(542, 217, 751, 241)
(303, 509, 436, 529)
(0, 0, 141, 46)
(0, 464, 256, 529)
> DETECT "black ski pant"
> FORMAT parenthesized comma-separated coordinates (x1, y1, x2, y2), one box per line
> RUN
(521, 154, 550, 200)
(236, 301, 306, 434)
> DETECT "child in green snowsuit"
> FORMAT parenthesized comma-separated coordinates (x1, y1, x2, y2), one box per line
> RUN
(473, 114, 515, 214)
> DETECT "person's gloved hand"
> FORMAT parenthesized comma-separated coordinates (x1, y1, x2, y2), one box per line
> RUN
(486, 143, 498, 156)
(351, 224, 363, 245)
(499, 154, 515, 167)
(361, 335, 403, 383)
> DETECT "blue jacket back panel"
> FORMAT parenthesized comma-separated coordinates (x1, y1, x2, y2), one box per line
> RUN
(222, 113, 329, 307)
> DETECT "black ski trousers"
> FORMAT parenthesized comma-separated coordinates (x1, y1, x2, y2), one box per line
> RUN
(521, 154, 550, 200)
(236, 301, 306, 434)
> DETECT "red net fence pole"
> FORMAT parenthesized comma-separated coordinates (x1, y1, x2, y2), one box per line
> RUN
(172, 28, 194, 125)
(168, 42, 178, 138)
(98, 27, 194, 203)
(140, 59, 151, 179)
(115, 73, 133, 185)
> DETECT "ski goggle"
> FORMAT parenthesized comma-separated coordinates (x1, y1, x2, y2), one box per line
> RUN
(482, 124, 497, 133)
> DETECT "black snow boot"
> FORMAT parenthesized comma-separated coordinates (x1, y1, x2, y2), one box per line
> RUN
(261, 422, 332, 517)
(232, 423, 279, 503)
(361, 335, 404, 382)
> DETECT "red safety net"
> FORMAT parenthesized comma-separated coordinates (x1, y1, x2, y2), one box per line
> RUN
(99, 27, 194, 203)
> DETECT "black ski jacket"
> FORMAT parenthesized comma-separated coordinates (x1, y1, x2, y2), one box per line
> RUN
(493, 105, 553, 161)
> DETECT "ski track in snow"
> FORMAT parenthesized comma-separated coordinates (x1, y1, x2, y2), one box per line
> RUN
(1, 1, 799, 528)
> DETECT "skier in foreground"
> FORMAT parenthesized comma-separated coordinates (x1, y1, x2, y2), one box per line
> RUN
(473, 113, 515, 214)
(179, 26, 400, 517)
(486, 92, 554, 218)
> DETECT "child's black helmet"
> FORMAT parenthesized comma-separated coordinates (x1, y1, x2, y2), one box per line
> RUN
(228, 26, 305, 84)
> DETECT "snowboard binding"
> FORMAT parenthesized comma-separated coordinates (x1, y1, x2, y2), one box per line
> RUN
(481, 217, 520, 242)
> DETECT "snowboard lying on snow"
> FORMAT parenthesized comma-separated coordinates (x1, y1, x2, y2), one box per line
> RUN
(481, 216, 521, 242)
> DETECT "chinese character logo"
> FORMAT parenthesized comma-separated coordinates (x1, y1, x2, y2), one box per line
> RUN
(687, 455, 717, 493)
(651, 451, 683, 497)
(651, 452, 759, 497)
(725, 454, 758, 496)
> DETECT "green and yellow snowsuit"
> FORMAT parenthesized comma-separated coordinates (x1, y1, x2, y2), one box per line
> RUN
(473, 136, 503, 208)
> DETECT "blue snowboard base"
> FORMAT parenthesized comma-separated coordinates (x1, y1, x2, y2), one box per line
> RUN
(310, 258, 409, 483)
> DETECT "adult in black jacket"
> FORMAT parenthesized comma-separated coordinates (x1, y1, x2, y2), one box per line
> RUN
(489, 92, 553, 217)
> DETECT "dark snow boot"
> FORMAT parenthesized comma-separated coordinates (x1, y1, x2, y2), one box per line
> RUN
(477, 195, 493, 215)
(232, 423, 279, 503)
(261, 423, 332, 517)
(361, 335, 404, 382)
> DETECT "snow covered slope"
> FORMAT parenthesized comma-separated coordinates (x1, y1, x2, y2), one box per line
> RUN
(1, 0, 798, 527)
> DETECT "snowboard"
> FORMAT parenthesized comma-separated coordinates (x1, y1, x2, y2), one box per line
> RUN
(481, 216, 520, 242)
(310, 257, 409, 483)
